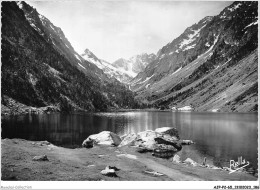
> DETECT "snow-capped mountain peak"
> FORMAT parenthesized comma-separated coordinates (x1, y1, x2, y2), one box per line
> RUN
(80, 50, 156, 84)
(81, 48, 102, 67)
(112, 53, 156, 77)
(80, 49, 134, 83)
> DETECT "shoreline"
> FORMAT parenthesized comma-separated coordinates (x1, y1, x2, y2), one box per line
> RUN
(2, 107, 257, 117)
(1, 96, 257, 116)
(1, 138, 257, 181)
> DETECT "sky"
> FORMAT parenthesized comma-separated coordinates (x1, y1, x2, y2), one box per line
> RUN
(28, 1, 232, 63)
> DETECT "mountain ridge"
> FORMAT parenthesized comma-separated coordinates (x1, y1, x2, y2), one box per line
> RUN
(1, 1, 257, 114)
(1, 1, 140, 114)
(130, 1, 258, 112)
(111, 53, 156, 80)
(80, 48, 156, 83)
(80, 48, 133, 83)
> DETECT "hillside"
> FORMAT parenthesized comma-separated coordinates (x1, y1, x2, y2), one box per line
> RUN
(1, 1, 139, 114)
(130, 1, 258, 112)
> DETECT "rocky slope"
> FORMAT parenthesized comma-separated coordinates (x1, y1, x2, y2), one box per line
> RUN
(1, 1, 139, 113)
(130, 1, 258, 112)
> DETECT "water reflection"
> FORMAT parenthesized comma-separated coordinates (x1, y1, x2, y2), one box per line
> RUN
(2, 111, 257, 169)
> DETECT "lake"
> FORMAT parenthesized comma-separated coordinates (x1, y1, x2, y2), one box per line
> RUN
(1, 111, 258, 170)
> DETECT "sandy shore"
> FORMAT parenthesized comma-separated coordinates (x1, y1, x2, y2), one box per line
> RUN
(1, 138, 257, 181)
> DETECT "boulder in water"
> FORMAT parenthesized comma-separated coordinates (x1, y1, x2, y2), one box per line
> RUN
(154, 137, 182, 151)
(123, 128, 183, 155)
(180, 140, 194, 145)
(155, 127, 180, 140)
(152, 144, 178, 158)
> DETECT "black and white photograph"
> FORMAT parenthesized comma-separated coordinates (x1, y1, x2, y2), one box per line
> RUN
(1, 0, 258, 189)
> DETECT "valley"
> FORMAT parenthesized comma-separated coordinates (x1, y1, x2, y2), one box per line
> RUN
(1, 1, 257, 114)
(1, 1, 258, 184)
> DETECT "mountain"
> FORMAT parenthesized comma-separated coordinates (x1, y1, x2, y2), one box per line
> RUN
(129, 53, 157, 74)
(130, 1, 258, 112)
(16, 2, 108, 82)
(81, 49, 156, 84)
(112, 53, 156, 78)
(1, 1, 139, 114)
(80, 49, 132, 83)
(99, 59, 134, 84)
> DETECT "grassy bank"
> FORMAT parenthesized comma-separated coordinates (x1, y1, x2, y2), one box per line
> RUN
(1, 138, 257, 181)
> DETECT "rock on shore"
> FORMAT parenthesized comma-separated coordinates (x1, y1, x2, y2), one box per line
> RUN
(32, 155, 49, 161)
(2, 138, 257, 181)
(82, 127, 191, 159)
(118, 133, 137, 147)
(82, 131, 122, 148)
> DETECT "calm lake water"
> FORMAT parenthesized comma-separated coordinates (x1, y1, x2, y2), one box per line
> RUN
(1, 111, 258, 169)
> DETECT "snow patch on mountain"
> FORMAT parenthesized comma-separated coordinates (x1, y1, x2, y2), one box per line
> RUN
(244, 20, 258, 29)
(222, 58, 232, 66)
(112, 53, 156, 79)
(159, 54, 166, 59)
(183, 44, 196, 51)
(145, 84, 150, 89)
(74, 54, 82, 62)
(202, 16, 213, 23)
(228, 3, 241, 12)
(82, 55, 100, 66)
(118, 67, 136, 78)
(48, 65, 60, 75)
(28, 73, 38, 86)
(78, 63, 85, 69)
(80, 49, 134, 83)
(138, 74, 154, 84)
(17, 1, 23, 9)
(198, 34, 219, 59)
(171, 67, 182, 75)
(179, 24, 206, 49)
(30, 23, 40, 32)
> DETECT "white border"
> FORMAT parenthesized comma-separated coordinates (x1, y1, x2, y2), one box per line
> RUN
(1, 181, 259, 189)
(1, 0, 259, 189)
